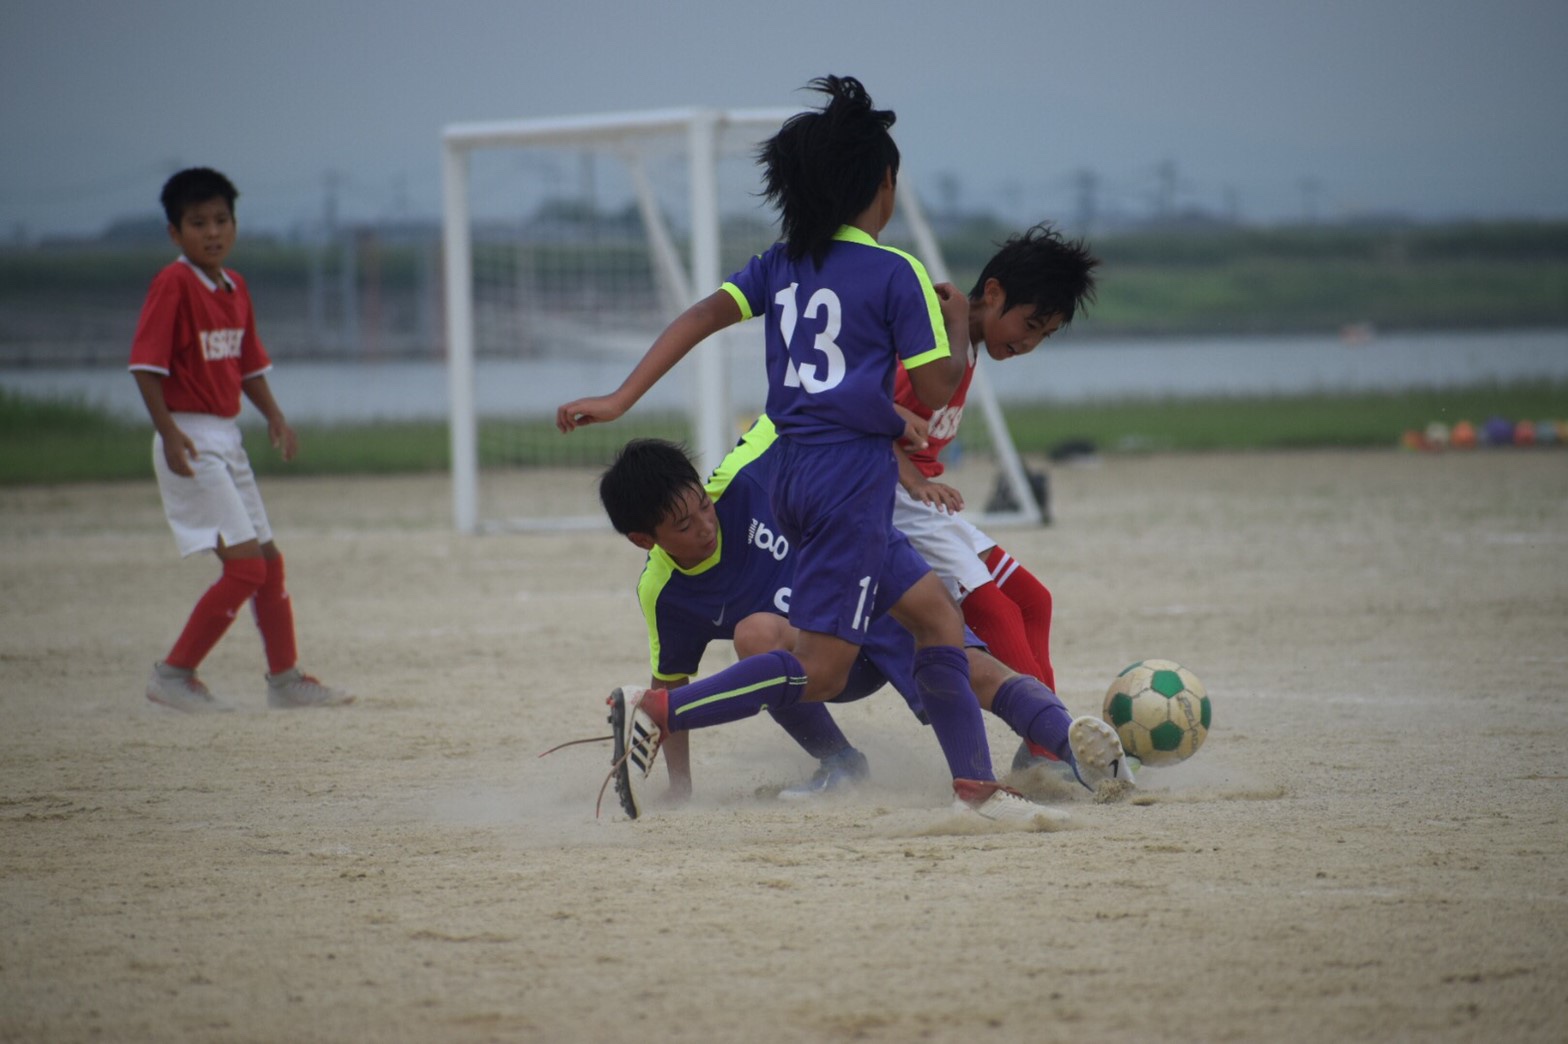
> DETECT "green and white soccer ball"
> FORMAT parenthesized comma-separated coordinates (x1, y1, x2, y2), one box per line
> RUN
(1102, 659, 1211, 767)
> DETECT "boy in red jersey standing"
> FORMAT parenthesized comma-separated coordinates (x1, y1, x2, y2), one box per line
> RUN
(129, 167, 351, 712)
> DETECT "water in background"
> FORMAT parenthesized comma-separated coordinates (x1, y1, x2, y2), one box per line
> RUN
(4, 328, 1564, 424)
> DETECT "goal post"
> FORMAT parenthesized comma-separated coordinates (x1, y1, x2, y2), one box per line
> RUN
(440, 107, 1042, 533)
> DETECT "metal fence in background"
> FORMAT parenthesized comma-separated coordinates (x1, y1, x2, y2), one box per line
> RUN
(0, 225, 445, 367)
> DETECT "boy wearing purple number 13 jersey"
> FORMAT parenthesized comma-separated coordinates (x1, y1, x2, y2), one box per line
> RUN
(558, 75, 1060, 822)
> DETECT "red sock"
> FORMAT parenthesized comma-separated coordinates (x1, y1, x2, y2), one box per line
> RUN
(962, 582, 1044, 683)
(251, 553, 298, 675)
(642, 687, 670, 731)
(166, 557, 268, 670)
(985, 545, 1056, 691)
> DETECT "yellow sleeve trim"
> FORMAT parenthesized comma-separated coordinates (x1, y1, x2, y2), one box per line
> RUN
(706, 414, 777, 500)
(637, 551, 676, 677)
(720, 282, 753, 320)
(837, 233, 951, 368)
(903, 344, 950, 369)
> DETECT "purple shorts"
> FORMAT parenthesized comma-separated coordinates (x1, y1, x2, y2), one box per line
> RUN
(772, 435, 932, 644)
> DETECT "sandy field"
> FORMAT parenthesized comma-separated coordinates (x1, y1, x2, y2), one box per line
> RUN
(2, 449, 1565, 1043)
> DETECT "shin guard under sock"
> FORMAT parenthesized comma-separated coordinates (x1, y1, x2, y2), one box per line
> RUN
(912, 644, 993, 781)
(251, 553, 298, 675)
(166, 557, 267, 669)
(961, 582, 1045, 681)
(985, 546, 1056, 691)
(989, 675, 1073, 762)
(665, 650, 806, 732)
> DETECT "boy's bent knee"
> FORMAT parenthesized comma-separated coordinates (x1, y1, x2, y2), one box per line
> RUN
(793, 632, 861, 703)
(732, 612, 793, 659)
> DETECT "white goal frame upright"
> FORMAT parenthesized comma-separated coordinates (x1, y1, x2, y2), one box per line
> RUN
(440, 107, 1042, 534)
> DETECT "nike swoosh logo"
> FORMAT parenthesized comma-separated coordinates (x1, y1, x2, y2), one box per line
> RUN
(711, 606, 725, 626)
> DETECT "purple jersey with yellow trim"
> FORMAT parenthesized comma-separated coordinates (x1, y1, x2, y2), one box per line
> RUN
(634, 416, 962, 721)
(636, 419, 789, 682)
(720, 227, 950, 444)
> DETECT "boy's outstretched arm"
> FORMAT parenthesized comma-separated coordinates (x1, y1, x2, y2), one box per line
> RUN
(556, 290, 743, 432)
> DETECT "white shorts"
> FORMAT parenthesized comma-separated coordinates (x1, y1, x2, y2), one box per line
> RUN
(153, 412, 274, 557)
(892, 484, 996, 603)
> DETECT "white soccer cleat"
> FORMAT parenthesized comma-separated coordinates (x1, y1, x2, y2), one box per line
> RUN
(1068, 716, 1136, 792)
(266, 667, 354, 709)
(603, 686, 666, 820)
(146, 662, 231, 713)
(952, 779, 1071, 826)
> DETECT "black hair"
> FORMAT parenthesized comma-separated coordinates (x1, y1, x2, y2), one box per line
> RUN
(757, 75, 900, 266)
(970, 223, 1100, 325)
(599, 438, 704, 537)
(160, 167, 239, 227)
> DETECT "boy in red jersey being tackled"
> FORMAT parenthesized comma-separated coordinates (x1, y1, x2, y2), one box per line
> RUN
(891, 223, 1099, 773)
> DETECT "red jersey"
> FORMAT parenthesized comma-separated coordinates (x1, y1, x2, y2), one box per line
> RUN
(892, 341, 979, 478)
(128, 256, 272, 418)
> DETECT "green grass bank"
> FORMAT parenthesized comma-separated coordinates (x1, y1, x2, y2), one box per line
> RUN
(4, 381, 1564, 487)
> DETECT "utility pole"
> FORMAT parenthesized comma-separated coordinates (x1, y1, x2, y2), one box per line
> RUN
(1299, 176, 1322, 225)
(1155, 160, 1177, 222)
(1073, 168, 1099, 236)
(323, 170, 340, 235)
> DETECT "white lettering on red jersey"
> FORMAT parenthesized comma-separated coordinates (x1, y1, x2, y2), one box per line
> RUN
(893, 341, 979, 478)
(128, 256, 272, 418)
(200, 327, 245, 361)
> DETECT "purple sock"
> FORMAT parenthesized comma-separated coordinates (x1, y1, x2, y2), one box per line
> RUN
(990, 675, 1073, 762)
(912, 645, 993, 781)
(768, 703, 852, 759)
(666, 650, 806, 731)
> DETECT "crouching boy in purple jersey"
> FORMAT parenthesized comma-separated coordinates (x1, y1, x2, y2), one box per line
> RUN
(558, 75, 1110, 821)
(599, 429, 1132, 809)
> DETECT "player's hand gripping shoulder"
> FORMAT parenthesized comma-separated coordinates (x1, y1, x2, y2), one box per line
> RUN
(934, 281, 966, 316)
(935, 282, 970, 354)
(905, 283, 970, 409)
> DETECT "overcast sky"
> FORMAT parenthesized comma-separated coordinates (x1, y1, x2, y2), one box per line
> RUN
(3, 0, 1566, 239)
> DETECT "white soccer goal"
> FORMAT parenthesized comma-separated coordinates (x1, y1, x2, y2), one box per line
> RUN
(440, 107, 1042, 533)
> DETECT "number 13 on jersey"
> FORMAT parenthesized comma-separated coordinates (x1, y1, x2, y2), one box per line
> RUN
(776, 282, 845, 393)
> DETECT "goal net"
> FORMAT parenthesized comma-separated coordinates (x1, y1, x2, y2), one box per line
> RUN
(440, 108, 1042, 533)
